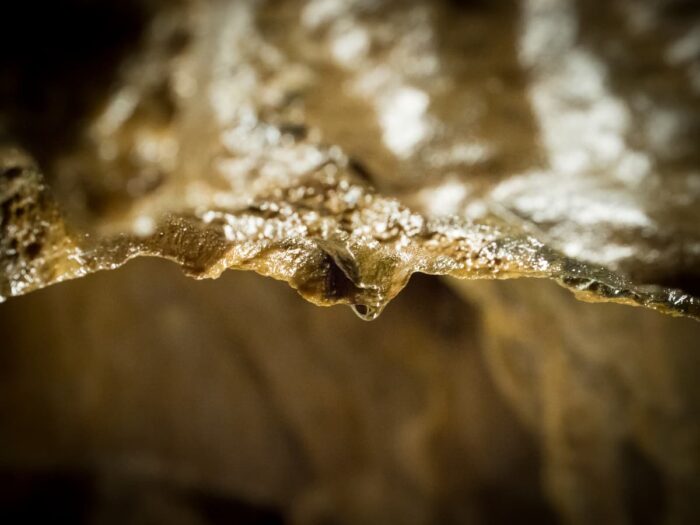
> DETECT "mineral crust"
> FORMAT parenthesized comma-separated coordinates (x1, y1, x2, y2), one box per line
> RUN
(1, 1, 700, 524)
(1, 0, 699, 320)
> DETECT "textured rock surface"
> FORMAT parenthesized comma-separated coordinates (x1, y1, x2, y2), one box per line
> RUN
(1, 0, 699, 319)
(1, 0, 700, 524)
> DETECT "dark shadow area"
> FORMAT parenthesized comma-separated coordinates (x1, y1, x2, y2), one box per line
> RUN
(620, 441, 667, 525)
(0, 468, 285, 525)
(0, 1, 149, 165)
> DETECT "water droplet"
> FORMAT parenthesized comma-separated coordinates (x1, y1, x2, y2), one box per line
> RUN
(351, 303, 380, 321)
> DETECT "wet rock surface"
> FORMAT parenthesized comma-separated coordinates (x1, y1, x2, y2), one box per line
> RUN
(1, 0, 699, 319)
(1, 0, 699, 523)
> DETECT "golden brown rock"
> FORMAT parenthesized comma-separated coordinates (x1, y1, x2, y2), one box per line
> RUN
(1, 0, 699, 320)
(1, 1, 700, 524)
